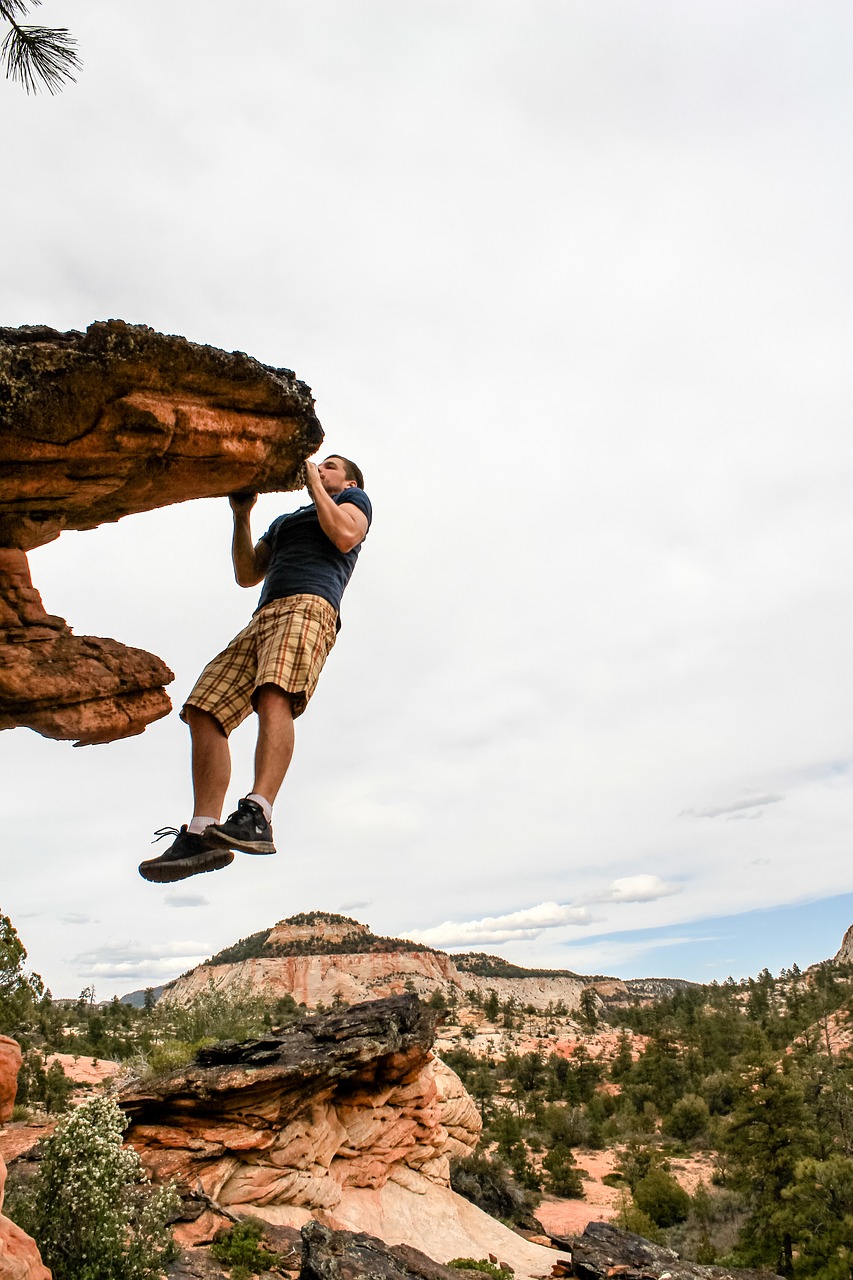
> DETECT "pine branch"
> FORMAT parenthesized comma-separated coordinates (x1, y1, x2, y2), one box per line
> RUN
(1, 18, 80, 93)
(0, 0, 35, 22)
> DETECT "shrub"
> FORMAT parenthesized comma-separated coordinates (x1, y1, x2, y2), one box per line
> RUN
(664, 1094, 710, 1143)
(12, 1094, 179, 1280)
(448, 1261, 513, 1279)
(210, 1218, 280, 1278)
(615, 1192, 666, 1245)
(450, 1152, 541, 1226)
(633, 1168, 691, 1228)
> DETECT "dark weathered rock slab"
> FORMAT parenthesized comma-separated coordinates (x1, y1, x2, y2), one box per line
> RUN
(566, 1222, 780, 1280)
(301, 1220, 464, 1280)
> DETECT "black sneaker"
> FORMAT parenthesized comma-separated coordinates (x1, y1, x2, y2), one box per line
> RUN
(138, 826, 234, 883)
(204, 798, 276, 855)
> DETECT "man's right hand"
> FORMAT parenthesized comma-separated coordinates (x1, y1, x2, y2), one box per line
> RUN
(229, 491, 258, 514)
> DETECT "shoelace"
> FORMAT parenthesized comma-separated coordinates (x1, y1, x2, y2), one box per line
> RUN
(151, 825, 183, 844)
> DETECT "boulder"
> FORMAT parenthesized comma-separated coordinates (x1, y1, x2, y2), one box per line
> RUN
(121, 996, 564, 1279)
(120, 995, 475, 1210)
(0, 1041, 22, 1125)
(566, 1221, 779, 1280)
(0, 320, 322, 744)
(300, 1219, 465, 1280)
(0, 1041, 51, 1280)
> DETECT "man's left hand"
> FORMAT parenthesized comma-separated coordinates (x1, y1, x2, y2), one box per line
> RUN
(304, 461, 321, 493)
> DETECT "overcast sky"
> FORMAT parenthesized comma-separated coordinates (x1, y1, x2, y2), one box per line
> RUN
(2, 1, 851, 999)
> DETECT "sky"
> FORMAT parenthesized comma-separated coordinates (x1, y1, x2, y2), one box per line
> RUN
(2, 1, 851, 999)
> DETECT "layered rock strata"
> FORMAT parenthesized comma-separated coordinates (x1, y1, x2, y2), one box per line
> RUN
(162, 917, 586, 1015)
(0, 1038, 51, 1280)
(0, 320, 322, 744)
(121, 996, 564, 1278)
(121, 996, 477, 1213)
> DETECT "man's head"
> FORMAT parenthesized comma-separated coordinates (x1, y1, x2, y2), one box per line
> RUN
(317, 455, 365, 494)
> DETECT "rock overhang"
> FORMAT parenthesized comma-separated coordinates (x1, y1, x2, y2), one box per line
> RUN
(0, 319, 323, 744)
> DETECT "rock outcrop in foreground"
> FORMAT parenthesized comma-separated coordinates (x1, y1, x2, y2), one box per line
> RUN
(0, 320, 322, 744)
(121, 995, 564, 1280)
(0, 1037, 50, 1280)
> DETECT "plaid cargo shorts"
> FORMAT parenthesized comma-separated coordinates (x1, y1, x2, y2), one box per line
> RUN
(181, 593, 338, 734)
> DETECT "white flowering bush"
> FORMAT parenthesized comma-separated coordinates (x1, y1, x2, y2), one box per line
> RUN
(12, 1094, 180, 1280)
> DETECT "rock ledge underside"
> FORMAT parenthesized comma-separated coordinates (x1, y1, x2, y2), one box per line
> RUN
(0, 320, 322, 744)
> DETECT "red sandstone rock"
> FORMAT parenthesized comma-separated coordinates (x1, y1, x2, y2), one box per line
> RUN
(0, 320, 322, 744)
(121, 996, 480, 1225)
(0, 1041, 22, 1125)
(0, 1041, 51, 1280)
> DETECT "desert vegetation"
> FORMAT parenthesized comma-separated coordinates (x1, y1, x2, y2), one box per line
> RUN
(5, 907, 853, 1278)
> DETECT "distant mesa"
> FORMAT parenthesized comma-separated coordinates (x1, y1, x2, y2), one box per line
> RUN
(157, 911, 690, 1013)
(0, 319, 322, 745)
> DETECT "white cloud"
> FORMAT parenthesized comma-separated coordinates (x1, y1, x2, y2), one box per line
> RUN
(605, 876, 681, 904)
(73, 940, 210, 982)
(681, 794, 784, 819)
(404, 902, 593, 950)
(165, 893, 209, 909)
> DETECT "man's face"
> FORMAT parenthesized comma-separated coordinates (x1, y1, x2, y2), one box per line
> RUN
(317, 456, 355, 495)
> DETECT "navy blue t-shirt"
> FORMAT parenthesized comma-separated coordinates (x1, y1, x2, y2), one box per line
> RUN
(255, 488, 372, 621)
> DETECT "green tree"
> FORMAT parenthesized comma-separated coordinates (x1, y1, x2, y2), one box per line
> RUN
(782, 1154, 853, 1280)
(0, 910, 45, 1035)
(11, 1094, 179, 1279)
(579, 986, 599, 1029)
(542, 1142, 584, 1198)
(725, 1056, 816, 1276)
(0, 0, 80, 93)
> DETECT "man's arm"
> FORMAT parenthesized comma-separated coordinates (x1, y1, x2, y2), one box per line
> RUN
(304, 463, 369, 552)
(229, 492, 272, 587)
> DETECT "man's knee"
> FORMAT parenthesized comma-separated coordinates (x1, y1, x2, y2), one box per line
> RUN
(253, 684, 294, 716)
(184, 704, 228, 738)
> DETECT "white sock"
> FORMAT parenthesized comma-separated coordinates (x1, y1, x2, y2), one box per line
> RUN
(188, 816, 216, 835)
(247, 793, 272, 823)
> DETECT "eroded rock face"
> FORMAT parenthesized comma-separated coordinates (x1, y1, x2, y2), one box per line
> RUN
(162, 915, 586, 1016)
(165, 951, 466, 1011)
(0, 1038, 51, 1280)
(121, 996, 480, 1219)
(0, 1040, 22, 1125)
(0, 320, 322, 744)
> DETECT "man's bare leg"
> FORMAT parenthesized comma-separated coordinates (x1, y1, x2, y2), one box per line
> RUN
(138, 706, 234, 882)
(251, 683, 295, 806)
(185, 705, 231, 820)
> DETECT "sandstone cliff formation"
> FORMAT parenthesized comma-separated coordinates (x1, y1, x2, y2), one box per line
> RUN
(0, 1038, 51, 1280)
(162, 914, 587, 1014)
(834, 924, 853, 967)
(0, 320, 322, 744)
(121, 995, 564, 1279)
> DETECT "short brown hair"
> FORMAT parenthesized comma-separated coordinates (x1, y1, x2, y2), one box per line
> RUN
(328, 455, 365, 490)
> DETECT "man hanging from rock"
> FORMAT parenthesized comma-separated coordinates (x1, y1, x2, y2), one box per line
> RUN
(139, 455, 371, 883)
